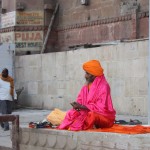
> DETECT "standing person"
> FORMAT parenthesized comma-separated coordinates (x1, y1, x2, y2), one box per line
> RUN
(58, 60, 116, 131)
(0, 68, 17, 131)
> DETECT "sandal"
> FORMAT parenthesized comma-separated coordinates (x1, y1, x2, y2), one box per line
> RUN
(128, 119, 142, 125)
(29, 121, 52, 128)
(115, 120, 128, 125)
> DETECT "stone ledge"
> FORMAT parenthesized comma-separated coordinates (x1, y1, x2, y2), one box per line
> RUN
(19, 127, 150, 150)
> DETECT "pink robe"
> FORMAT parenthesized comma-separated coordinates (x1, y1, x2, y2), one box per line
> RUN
(58, 75, 116, 131)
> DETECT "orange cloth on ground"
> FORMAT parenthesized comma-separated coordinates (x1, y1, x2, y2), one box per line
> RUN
(46, 109, 150, 134)
(46, 109, 66, 125)
(0, 74, 14, 96)
(84, 110, 150, 134)
(87, 124, 150, 134)
(83, 60, 104, 76)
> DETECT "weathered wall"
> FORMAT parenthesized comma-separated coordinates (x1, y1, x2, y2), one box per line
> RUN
(0, 0, 149, 53)
(15, 39, 148, 116)
(47, 0, 149, 52)
(57, 0, 148, 27)
(0, 0, 57, 55)
(2, 0, 16, 12)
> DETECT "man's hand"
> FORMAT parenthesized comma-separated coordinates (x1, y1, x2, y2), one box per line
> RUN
(70, 102, 89, 110)
(70, 102, 81, 110)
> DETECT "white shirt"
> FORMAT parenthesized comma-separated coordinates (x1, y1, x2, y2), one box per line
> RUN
(0, 78, 17, 101)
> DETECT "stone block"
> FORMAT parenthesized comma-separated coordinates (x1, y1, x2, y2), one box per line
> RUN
(65, 80, 79, 99)
(15, 68, 25, 83)
(57, 88, 65, 97)
(37, 133, 47, 147)
(124, 42, 139, 60)
(57, 80, 66, 89)
(42, 67, 56, 81)
(136, 77, 148, 96)
(90, 141, 103, 147)
(38, 81, 48, 95)
(42, 95, 54, 110)
(111, 78, 125, 97)
(56, 65, 66, 80)
(138, 40, 148, 57)
(115, 61, 125, 77)
(41, 68, 57, 81)
(47, 134, 57, 148)
(85, 48, 100, 61)
(41, 54, 56, 80)
(29, 132, 38, 145)
(79, 145, 91, 150)
(20, 131, 30, 144)
(124, 61, 133, 78)
(115, 142, 128, 149)
(107, 61, 117, 78)
(132, 97, 147, 116)
(114, 97, 133, 115)
(65, 64, 74, 80)
(102, 141, 116, 149)
(55, 135, 67, 149)
(115, 43, 127, 60)
(28, 82, 38, 95)
(26, 95, 44, 109)
(53, 98, 65, 109)
(125, 78, 135, 97)
(24, 67, 42, 82)
(15, 56, 24, 68)
(20, 145, 30, 150)
(22, 55, 42, 68)
(66, 137, 78, 150)
(132, 58, 147, 78)
(47, 81, 57, 95)
(90, 146, 104, 150)
(56, 52, 67, 66)
(111, 45, 119, 61)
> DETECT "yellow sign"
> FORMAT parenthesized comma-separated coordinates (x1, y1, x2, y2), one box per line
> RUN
(16, 11, 44, 25)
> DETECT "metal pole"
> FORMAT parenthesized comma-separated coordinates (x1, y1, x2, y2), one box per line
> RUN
(148, 0, 150, 125)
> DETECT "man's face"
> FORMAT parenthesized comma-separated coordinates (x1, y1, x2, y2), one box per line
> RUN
(2, 69, 8, 78)
(85, 72, 96, 83)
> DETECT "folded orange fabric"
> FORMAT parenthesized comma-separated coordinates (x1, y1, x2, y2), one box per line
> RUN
(87, 124, 150, 134)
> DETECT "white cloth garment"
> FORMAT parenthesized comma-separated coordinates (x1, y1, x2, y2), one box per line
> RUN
(0, 78, 17, 101)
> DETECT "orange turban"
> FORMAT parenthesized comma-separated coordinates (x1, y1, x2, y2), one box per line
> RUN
(82, 60, 104, 76)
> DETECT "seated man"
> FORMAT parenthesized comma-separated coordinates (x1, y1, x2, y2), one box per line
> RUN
(57, 60, 116, 131)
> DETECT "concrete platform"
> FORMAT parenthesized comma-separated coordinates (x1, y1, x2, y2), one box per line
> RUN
(20, 127, 150, 150)
(0, 108, 149, 150)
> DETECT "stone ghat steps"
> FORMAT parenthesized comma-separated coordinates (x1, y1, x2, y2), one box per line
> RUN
(20, 127, 150, 150)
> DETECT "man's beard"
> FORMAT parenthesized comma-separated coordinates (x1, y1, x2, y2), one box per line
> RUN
(85, 77, 95, 84)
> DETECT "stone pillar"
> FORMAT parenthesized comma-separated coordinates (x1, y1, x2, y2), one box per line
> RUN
(131, 8, 138, 39)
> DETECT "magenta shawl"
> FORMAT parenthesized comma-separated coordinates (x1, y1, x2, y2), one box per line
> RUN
(58, 75, 116, 131)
